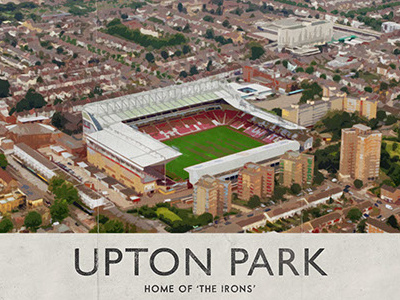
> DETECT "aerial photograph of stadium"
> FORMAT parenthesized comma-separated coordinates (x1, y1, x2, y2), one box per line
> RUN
(0, 0, 399, 236)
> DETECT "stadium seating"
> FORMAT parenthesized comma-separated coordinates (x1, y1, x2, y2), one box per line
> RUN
(138, 109, 285, 144)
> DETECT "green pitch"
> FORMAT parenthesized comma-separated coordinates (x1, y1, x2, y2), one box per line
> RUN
(163, 126, 264, 180)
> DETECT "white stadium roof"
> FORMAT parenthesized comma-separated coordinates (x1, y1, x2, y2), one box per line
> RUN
(83, 79, 304, 131)
(185, 140, 301, 184)
(86, 122, 181, 170)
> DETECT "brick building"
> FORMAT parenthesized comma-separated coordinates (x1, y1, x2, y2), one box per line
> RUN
(339, 124, 382, 182)
(193, 175, 232, 217)
(237, 162, 274, 200)
(280, 151, 314, 187)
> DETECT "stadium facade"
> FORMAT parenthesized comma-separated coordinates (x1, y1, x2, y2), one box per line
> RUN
(82, 79, 311, 194)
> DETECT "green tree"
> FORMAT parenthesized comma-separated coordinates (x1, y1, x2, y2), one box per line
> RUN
(145, 52, 155, 63)
(354, 179, 363, 189)
(104, 220, 124, 233)
(250, 45, 265, 60)
(0, 79, 11, 98)
(15, 89, 46, 113)
(376, 110, 387, 121)
(357, 219, 366, 233)
(189, 65, 198, 76)
(0, 153, 8, 170)
(305, 66, 314, 74)
(48, 177, 79, 204)
(347, 208, 362, 222)
(182, 44, 191, 55)
(14, 12, 23, 21)
(333, 75, 341, 82)
(96, 214, 109, 225)
(320, 74, 327, 79)
(364, 86, 373, 93)
(24, 211, 42, 232)
(380, 82, 389, 91)
(179, 70, 188, 78)
(177, 2, 184, 13)
(51, 111, 67, 130)
(160, 50, 169, 60)
(386, 215, 399, 230)
(290, 183, 302, 195)
(0, 218, 13, 233)
(248, 195, 261, 208)
(222, 19, 230, 28)
(50, 199, 69, 223)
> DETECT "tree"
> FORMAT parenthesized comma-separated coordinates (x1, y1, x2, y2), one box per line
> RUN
(48, 177, 79, 204)
(0, 154, 8, 170)
(376, 110, 387, 121)
(182, 44, 191, 55)
(189, 65, 198, 76)
(354, 179, 363, 189)
(179, 70, 188, 78)
(290, 183, 302, 195)
(174, 50, 182, 57)
(250, 44, 265, 60)
(50, 200, 69, 223)
(160, 50, 169, 60)
(320, 74, 326, 79)
(96, 214, 109, 225)
(386, 215, 399, 230)
(222, 19, 230, 28)
(346, 208, 362, 222)
(14, 12, 23, 21)
(104, 220, 124, 233)
(0, 79, 11, 98)
(145, 52, 155, 63)
(248, 195, 261, 208)
(206, 60, 212, 71)
(357, 219, 366, 233)
(313, 170, 325, 185)
(364, 86, 373, 93)
(24, 211, 42, 232)
(15, 89, 46, 113)
(305, 66, 314, 74)
(333, 75, 341, 82)
(177, 2, 184, 13)
(380, 82, 389, 91)
(51, 111, 67, 130)
(56, 46, 64, 54)
(0, 218, 13, 233)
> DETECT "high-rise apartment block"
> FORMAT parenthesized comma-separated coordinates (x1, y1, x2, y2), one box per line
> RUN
(193, 175, 232, 217)
(280, 151, 314, 187)
(339, 124, 382, 182)
(237, 162, 275, 200)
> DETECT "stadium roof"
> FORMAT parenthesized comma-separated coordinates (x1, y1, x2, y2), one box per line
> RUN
(185, 140, 300, 184)
(86, 122, 181, 170)
(83, 79, 304, 131)
(83, 80, 223, 129)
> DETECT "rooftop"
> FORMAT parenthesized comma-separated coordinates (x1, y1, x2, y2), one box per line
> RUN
(86, 122, 182, 170)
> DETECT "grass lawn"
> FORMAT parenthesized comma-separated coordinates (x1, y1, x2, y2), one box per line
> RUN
(156, 207, 182, 222)
(163, 126, 264, 180)
(384, 141, 400, 157)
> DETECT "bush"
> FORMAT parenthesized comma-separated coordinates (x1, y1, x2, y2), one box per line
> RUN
(347, 208, 362, 222)
(248, 195, 261, 208)
(354, 179, 363, 189)
(290, 183, 302, 195)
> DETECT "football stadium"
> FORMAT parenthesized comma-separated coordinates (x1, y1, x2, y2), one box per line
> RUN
(82, 79, 311, 195)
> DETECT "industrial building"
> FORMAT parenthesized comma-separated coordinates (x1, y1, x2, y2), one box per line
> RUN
(254, 18, 333, 52)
